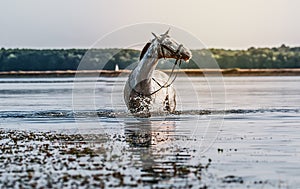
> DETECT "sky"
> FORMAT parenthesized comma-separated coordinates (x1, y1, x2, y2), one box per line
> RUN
(0, 0, 299, 49)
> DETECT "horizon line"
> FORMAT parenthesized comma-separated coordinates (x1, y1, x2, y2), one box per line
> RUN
(1, 44, 299, 51)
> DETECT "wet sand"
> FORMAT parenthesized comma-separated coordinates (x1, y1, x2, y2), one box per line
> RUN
(0, 129, 210, 189)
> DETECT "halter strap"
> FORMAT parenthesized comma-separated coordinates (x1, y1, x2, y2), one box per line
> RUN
(147, 41, 183, 95)
(150, 58, 182, 96)
(130, 39, 184, 96)
(160, 43, 183, 59)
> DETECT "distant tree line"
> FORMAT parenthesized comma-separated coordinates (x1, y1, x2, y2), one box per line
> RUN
(0, 45, 299, 71)
(210, 45, 300, 69)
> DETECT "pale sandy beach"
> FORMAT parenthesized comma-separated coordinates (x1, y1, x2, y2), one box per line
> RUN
(1, 69, 300, 77)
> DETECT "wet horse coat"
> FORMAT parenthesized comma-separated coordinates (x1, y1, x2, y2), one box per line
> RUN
(124, 30, 192, 115)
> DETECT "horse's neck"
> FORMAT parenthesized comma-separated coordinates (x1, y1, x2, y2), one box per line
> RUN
(131, 43, 159, 94)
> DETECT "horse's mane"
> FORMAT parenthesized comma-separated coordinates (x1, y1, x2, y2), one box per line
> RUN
(139, 42, 151, 60)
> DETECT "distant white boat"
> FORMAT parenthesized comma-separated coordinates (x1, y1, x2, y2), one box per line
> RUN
(115, 64, 119, 71)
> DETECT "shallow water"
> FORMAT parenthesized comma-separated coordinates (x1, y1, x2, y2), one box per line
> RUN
(0, 76, 300, 188)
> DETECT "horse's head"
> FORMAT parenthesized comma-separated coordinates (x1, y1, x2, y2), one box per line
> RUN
(139, 29, 192, 62)
(152, 29, 192, 62)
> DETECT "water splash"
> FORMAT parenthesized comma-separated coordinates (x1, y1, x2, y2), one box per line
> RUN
(0, 108, 298, 119)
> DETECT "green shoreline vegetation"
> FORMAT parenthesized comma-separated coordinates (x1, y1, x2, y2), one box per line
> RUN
(0, 44, 300, 72)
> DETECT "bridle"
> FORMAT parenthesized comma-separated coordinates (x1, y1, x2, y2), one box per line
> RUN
(130, 36, 184, 97)
(149, 38, 183, 95)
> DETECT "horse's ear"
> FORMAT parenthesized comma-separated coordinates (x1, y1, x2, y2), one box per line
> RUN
(139, 42, 151, 60)
(164, 28, 170, 35)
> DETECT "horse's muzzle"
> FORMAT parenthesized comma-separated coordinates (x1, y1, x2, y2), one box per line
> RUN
(181, 51, 192, 62)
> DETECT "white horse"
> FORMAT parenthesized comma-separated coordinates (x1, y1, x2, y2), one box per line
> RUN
(124, 29, 192, 115)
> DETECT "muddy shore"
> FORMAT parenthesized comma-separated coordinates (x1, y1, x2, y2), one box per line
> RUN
(0, 129, 211, 189)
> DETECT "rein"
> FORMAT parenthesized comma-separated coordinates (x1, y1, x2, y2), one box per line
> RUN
(150, 57, 182, 96)
(149, 41, 183, 95)
(130, 41, 183, 97)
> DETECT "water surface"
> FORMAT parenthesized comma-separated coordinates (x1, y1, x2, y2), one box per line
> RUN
(0, 76, 299, 188)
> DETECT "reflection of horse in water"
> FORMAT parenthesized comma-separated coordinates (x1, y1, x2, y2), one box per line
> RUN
(124, 120, 207, 185)
(125, 119, 175, 147)
(124, 29, 192, 116)
(125, 119, 177, 179)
